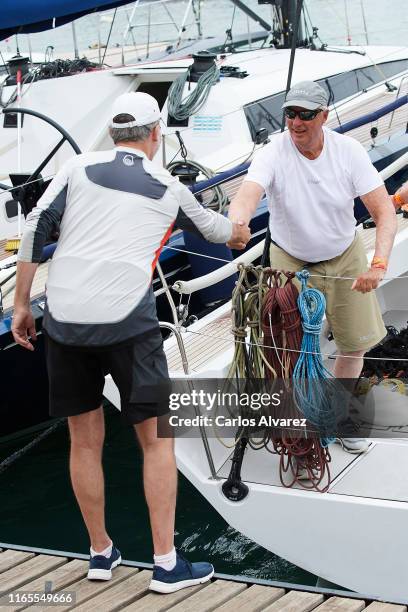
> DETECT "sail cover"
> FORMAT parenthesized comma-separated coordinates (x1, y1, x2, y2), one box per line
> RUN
(1, 0, 139, 41)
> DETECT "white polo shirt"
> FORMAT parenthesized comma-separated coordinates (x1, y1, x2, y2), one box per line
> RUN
(244, 127, 383, 262)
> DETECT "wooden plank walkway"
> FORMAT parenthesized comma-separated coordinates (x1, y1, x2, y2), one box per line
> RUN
(0, 549, 406, 612)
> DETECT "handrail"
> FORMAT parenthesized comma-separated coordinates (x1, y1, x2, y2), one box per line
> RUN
(158, 325, 218, 479)
(155, 262, 179, 326)
(381, 150, 408, 181)
(333, 95, 408, 134)
(172, 240, 264, 295)
(159, 321, 189, 374)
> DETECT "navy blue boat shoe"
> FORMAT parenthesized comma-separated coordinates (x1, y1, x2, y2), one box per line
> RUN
(150, 551, 214, 593)
(87, 546, 122, 580)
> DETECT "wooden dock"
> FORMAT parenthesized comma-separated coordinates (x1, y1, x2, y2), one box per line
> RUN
(0, 547, 406, 612)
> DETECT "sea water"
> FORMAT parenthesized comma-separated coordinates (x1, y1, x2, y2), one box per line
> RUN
(0, 406, 317, 586)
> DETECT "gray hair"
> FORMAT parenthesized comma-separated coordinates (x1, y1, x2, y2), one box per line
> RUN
(109, 113, 159, 144)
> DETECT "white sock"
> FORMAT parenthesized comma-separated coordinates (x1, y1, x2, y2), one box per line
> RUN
(154, 547, 177, 571)
(90, 541, 113, 558)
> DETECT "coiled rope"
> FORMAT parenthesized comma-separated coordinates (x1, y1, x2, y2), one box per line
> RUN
(362, 322, 408, 379)
(262, 270, 303, 377)
(167, 63, 219, 122)
(293, 270, 347, 445)
(167, 158, 229, 213)
(228, 265, 275, 381)
(226, 265, 332, 492)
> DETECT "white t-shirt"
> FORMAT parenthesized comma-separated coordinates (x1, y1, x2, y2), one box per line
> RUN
(244, 127, 383, 261)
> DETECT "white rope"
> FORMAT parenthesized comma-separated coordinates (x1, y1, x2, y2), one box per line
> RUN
(183, 328, 408, 362)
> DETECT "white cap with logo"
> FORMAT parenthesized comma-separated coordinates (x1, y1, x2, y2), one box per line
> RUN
(111, 92, 161, 128)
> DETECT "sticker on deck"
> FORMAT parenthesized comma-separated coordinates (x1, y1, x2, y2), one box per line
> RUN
(192, 115, 223, 135)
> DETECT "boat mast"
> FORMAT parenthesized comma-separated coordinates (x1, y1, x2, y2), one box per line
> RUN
(279, 0, 304, 48)
(229, 0, 304, 48)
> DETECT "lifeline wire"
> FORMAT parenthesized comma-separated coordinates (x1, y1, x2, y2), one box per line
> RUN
(2, 220, 407, 285)
(183, 327, 408, 363)
(163, 244, 408, 281)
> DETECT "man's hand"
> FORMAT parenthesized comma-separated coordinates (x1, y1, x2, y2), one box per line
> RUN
(227, 221, 251, 250)
(12, 307, 37, 351)
(351, 268, 385, 293)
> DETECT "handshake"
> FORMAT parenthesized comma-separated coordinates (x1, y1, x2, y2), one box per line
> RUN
(227, 220, 251, 250)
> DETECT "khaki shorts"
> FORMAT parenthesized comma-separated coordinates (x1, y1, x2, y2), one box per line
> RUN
(270, 233, 386, 353)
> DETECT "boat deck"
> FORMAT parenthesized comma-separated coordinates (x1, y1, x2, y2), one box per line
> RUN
(0, 547, 405, 611)
(217, 440, 408, 500)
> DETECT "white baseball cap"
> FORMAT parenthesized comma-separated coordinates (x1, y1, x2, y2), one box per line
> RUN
(111, 92, 161, 128)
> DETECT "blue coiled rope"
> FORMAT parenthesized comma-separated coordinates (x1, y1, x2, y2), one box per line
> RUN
(293, 270, 346, 445)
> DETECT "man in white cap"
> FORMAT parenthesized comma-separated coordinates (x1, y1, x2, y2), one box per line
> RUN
(12, 92, 250, 592)
(229, 80, 397, 454)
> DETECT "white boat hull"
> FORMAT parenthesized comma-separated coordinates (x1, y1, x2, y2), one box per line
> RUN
(176, 438, 408, 602)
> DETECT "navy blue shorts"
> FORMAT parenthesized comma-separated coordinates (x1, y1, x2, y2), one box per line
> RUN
(44, 329, 170, 424)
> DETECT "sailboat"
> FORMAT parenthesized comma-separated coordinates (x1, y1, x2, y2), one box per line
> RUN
(0, 0, 407, 426)
(1, 0, 408, 602)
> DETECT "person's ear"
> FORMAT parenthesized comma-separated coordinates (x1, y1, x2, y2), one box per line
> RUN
(322, 109, 329, 124)
(152, 124, 161, 142)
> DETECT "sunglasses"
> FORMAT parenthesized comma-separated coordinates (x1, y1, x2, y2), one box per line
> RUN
(284, 108, 322, 121)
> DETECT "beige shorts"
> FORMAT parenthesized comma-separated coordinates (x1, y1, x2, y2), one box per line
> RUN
(270, 233, 386, 353)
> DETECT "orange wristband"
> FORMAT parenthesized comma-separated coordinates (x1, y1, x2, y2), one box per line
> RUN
(393, 193, 405, 207)
(371, 256, 387, 270)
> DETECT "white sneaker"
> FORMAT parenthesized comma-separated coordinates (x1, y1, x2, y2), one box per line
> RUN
(336, 438, 370, 454)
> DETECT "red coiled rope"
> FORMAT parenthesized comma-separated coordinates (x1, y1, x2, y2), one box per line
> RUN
(261, 271, 303, 376)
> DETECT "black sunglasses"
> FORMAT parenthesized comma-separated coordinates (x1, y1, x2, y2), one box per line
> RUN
(284, 108, 322, 121)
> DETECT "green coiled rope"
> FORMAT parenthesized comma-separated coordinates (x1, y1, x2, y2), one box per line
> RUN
(167, 63, 220, 122)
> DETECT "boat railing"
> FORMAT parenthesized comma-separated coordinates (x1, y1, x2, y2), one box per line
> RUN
(158, 321, 189, 374)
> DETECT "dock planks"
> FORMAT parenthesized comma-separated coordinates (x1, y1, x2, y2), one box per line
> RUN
(0, 549, 407, 612)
